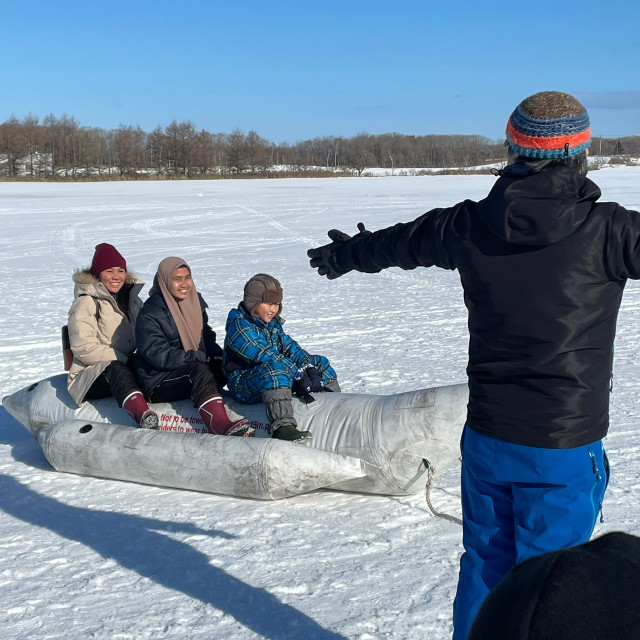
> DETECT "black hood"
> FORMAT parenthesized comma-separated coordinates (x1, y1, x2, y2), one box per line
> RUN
(477, 164, 601, 246)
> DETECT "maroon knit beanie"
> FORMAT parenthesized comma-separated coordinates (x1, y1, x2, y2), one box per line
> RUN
(90, 243, 126, 276)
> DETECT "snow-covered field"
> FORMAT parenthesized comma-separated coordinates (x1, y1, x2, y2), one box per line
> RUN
(1, 168, 640, 639)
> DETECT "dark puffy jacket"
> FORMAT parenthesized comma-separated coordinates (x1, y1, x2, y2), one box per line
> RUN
(335, 164, 640, 448)
(132, 292, 222, 395)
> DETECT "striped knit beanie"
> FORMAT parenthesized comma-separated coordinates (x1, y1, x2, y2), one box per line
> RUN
(506, 91, 591, 159)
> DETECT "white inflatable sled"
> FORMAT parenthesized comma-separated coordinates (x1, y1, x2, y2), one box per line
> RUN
(3, 374, 468, 500)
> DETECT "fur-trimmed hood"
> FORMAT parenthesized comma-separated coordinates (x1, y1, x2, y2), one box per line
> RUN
(72, 268, 144, 301)
(73, 268, 139, 286)
(66, 269, 145, 406)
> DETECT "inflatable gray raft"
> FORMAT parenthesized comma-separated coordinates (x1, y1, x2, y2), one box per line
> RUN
(3, 374, 468, 499)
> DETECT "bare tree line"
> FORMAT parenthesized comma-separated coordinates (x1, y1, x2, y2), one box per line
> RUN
(1, 113, 638, 179)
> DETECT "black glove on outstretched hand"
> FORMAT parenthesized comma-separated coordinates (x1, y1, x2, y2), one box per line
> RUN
(307, 222, 371, 279)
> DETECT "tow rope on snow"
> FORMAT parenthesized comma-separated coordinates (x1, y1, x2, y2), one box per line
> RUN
(423, 458, 463, 526)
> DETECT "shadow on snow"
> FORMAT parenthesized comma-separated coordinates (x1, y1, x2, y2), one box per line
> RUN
(0, 408, 346, 640)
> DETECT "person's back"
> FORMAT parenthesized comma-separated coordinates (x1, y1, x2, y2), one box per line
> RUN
(307, 91, 640, 640)
(449, 159, 631, 448)
(310, 94, 640, 450)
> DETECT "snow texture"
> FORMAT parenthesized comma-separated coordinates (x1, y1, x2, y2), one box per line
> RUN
(1, 168, 640, 639)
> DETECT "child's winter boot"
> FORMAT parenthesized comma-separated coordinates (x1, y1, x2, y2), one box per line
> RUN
(272, 423, 312, 441)
(263, 388, 312, 441)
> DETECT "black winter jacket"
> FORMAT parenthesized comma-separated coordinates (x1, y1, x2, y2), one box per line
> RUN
(132, 292, 222, 395)
(335, 164, 640, 448)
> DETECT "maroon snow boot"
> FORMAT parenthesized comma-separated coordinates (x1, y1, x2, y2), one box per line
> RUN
(122, 391, 159, 430)
(198, 395, 253, 436)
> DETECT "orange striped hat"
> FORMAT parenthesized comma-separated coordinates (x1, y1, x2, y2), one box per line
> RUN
(506, 91, 590, 159)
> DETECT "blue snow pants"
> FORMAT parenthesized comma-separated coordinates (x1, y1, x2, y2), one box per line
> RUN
(452, 425, 609, 640)
(228, 354, 337, 403)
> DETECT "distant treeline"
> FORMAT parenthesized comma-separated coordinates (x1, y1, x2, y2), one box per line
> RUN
(1, 113, 639, 180)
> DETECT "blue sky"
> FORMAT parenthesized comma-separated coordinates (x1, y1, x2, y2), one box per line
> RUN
(2, 0, 639, 143)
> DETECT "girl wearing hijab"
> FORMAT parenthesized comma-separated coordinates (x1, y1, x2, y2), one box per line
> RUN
(67, 243, 158, 429)
(133, 257, 251, 436)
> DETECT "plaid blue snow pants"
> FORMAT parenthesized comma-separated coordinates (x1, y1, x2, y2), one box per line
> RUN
(227, 354, 337, 403)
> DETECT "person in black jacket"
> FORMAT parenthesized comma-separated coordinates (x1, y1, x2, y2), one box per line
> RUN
(307, 91, 640, 640)
(133, 256, 251, 437)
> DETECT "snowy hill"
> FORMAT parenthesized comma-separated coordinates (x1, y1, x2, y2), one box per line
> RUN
(1, 169, 640, 639)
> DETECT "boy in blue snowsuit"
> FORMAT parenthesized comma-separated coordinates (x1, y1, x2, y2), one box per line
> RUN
(306, 92, 639, 639)
(224, 273, 340, 441)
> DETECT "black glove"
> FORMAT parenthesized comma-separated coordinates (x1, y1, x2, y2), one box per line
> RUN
(307, 222, 371, 280)
(306, 366, 323, 392)
(191, 350, 209, 363)
(292, 369, 312, 396)
(292, 374, 316, 404)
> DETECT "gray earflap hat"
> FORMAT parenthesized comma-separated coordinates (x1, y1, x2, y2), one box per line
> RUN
(243, 273, 283, 314)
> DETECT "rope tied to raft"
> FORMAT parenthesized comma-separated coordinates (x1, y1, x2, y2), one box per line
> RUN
(423, 458, 463, 526)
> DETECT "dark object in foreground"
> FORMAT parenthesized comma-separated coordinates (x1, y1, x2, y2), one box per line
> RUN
(468, 531, 640, 640)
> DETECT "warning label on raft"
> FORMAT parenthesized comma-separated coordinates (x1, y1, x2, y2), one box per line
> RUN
(158, 412, 206, 433)
(156, 412, 270, 436)
(393, 387, 437, 410)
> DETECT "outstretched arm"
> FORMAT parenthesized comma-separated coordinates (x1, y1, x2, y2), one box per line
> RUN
(307, 223, 374, 279)
(307, 209, 455, 279)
